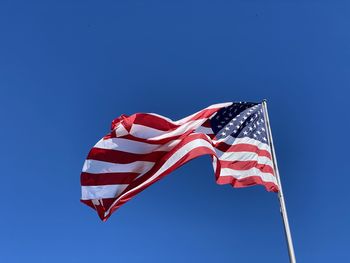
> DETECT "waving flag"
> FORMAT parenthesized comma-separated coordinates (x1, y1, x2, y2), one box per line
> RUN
(81, 102, 278, 221)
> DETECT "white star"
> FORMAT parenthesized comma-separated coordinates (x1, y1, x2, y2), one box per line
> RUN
(263, 137, 267, 141)
(225, 127, 230, 131)
(257, 121, 260, 125)
(221, 132, 226, 136)
(236, 125, 240, 129)
(240, 120, 244, 124)
(261, 127, 265, 131)
(218, 125, 222, 128)
(261, 119, 264, 123)
(253, 134, 257, 138)
(249, 127, 253, 131)
(228, 122, 233, 126)
(233, 130, 237, 133)
(243, 131, 248, 135)
(243, 116, 247, 120)
(257, 131, 261, 135)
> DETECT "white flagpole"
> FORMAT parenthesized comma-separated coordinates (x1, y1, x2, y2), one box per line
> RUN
(262, 99, 296, 263)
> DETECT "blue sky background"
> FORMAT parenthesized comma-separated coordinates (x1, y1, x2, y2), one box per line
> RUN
(1, 1, 349, 262)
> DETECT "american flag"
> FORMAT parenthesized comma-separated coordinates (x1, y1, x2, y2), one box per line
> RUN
(81, 102, 278, 221)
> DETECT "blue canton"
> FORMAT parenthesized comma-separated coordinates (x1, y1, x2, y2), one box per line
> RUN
(210, 102, 268, 144)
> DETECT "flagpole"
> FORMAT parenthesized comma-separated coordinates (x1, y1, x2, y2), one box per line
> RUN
(262, 100, 296, 263)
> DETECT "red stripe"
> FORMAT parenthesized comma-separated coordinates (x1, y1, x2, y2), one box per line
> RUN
(81, 172, 139, 186)
(202, 119, 212, 128)
(220, 160, 274, 174)
(132, 113, 179, 131)
(216, 175, 279, 192)
(206, 133, 216, 139)
(87, 148, 166, 164)
(80, 199, 111, 221)
(215, 143, 272, 159)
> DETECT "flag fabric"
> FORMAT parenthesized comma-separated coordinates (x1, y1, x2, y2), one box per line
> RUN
(81, 102, 279, 221)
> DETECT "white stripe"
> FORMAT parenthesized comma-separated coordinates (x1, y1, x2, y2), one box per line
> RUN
(81, 184, 128, 200)
(114, 124, 129, 137)
(214, 136, 271, 151)
(130, 124, 165, 138)
(206, 102, 232, 109)
(220, 167, 277, 184)
(94, 138, 180, 154)
(150, 119, 208, 140)
(217, 151, 273, 167)
(130, 119, 207, 140)
(82, 160, 154, 174)
(105, 138, 216, 215)
(195, 126, 213, 134)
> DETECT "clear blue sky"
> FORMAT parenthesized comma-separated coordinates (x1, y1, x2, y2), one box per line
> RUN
(1, 1, 349, 262)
